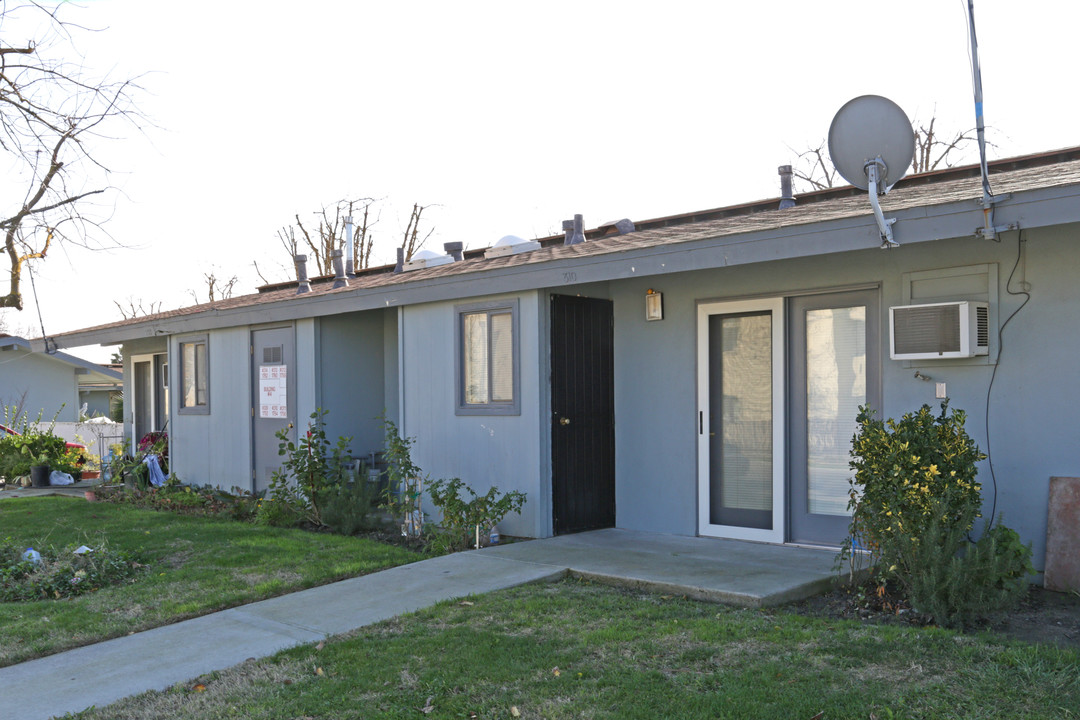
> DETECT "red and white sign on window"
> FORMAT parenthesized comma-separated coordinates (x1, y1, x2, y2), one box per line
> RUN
(259, 365, 288, 418)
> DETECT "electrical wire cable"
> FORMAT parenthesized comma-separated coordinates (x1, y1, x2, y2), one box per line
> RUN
(983, 229, 1030, 526)
(26, 258, 52, 353)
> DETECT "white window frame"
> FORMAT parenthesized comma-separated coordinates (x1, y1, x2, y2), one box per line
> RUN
(455, 300, 521, 416)
(177, 335, 210, 415)
(130, 352, 163, 441)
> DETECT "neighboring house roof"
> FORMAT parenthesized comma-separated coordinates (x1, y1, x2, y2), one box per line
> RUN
(0, 335, 123, 385)
(48, 147, 1080, 350)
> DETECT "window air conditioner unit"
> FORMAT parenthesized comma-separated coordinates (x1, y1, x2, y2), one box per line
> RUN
(889, 301, 989, 360)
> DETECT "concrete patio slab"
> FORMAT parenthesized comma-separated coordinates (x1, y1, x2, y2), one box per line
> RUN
(484, 529, 840, 607)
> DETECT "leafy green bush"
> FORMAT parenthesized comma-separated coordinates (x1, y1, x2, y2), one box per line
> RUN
(843, 401, 1032, 627)
(428, 478, 526, 553)
(381, 417, 425, 538)
(0, 428, 67, 477)
(907, 518, 1032, 628)
(265, 409, 366, 528)
(52, 445, 88, 476)
(847, 402, 985, 558)
(105, 481, 261, 520)
(0, 406, 71, 478)
(319, 476, 383, 535)
(0, 539, 146, 601)
(254, 495, 304, 527)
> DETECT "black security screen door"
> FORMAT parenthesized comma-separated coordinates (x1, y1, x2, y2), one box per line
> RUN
(551, 294, 615, 534)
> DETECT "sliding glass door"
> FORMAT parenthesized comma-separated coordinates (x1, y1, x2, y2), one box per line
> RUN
(697, 298, 785, 542)
(788, 290, 880, 545)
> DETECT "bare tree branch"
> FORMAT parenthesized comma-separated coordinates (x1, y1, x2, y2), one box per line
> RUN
(0, 3, 145, 310)
(789, 114, 987, 195)
(113, 298, 162, 320)
(253, 260, 273, 286)
(402, 203, 435, 261)
(188, 270, 238, 305)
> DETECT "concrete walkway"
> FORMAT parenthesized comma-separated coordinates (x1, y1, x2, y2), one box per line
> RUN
(0, 529, 838, 720)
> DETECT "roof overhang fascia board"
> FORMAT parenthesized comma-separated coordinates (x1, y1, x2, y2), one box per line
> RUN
(1, 335, 122, 379)
(50, 182, 1080, 350)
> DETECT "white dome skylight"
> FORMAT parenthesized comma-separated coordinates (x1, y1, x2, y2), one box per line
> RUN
(486, 234, 541, 259)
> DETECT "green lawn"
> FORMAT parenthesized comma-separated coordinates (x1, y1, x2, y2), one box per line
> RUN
(74, 579, 1080, 720)
(0, 496, 422, 667)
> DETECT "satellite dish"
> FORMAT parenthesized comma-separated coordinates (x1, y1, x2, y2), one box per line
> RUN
(828, 95, 914, 191)
(827, 95, 915, 247)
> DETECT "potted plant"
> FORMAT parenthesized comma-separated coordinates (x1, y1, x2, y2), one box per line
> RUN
(29, 453, 51, 487)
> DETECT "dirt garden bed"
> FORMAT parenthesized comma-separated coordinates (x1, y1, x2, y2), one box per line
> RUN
(789, 583, 1080, 648)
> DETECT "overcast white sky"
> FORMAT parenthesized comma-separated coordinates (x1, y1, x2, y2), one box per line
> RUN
(2, 1, 1078, 362)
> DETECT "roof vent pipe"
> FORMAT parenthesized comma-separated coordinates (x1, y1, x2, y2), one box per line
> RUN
(778, 165, 796, 209)
(394, 247, 404, 273)
(565, 214, 585, 245)
(344, 216, 355, 276)
(443, 241, 464, 262)
(331, 250, 348, 289)
(561, 220, 573, 244)
(294, 254, 311, 294)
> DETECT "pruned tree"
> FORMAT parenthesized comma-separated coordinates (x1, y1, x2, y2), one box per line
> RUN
(401, 202, 435, 262)
(266, 198, 435, 284)
(275, 198, 378, 277)
(0, 3, 143, 310)
(791, 141, 840, 192)
(188, 269, 238, 304)
(350, 199, 376, 270)
(790, 114, 987, 193)
(909, 116, 984, 175)
(113, 298, 162, 320)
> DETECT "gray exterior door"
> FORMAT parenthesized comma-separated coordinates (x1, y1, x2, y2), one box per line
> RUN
(788, 289, 880, 546)
(251, 326, 296, 494)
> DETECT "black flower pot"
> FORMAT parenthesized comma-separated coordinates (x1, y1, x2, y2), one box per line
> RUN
(30, 464, 51, 487)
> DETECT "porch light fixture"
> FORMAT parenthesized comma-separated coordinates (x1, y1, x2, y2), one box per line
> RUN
(645, 289, 664, 321)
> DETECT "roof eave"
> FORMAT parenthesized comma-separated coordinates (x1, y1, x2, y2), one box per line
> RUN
(50, 179, 1080, 351)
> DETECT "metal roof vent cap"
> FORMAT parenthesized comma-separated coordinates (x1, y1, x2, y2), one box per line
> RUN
(402, 248, 455, 272)
(564, 214, 585, 245)
(331, 249, 349, 289)
(443, 241, 464, 262)
(599, 218, 636, 235)
(294, 254, 311, 294)
(778, 165, 796, 209)
(485, 234, 541, 259)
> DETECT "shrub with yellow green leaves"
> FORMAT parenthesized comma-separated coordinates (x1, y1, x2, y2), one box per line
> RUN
(848, 401, 984, 556)
(842, 401, 1031, 627)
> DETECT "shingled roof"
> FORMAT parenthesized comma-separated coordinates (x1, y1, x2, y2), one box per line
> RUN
(51, 146, 1080, 348)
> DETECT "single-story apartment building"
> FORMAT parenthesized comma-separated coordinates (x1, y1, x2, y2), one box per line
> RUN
(0, 334, 122, 422)
(49, 147, 1080, 576)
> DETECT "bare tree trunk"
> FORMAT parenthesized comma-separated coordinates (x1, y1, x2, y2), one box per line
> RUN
(402, 203, 435, 261)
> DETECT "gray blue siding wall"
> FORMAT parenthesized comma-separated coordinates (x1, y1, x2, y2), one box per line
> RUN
(400, 292, 544, 538)
(316, 310, 389, 461)
(608, 224, 1078, 571)
(169, 327, 252, 490)
(79, 389, 114, 419)
(0, 348, 80, 422)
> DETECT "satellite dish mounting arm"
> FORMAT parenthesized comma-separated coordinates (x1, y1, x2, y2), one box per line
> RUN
(865, 158, 899, 249)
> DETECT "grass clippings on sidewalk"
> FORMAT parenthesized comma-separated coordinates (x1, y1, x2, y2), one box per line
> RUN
(0, 496, 422, 667)
(75, 578, 1080, 720)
